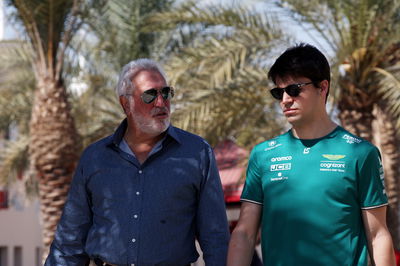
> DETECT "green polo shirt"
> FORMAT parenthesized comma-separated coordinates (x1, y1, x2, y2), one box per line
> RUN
(241, 126, 387, 266)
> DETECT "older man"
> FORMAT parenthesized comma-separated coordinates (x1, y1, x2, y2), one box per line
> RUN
(45, 59, 229, 266)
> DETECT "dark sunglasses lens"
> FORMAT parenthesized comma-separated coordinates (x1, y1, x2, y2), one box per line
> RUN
(142, 89, 158, 104)
(286, 85, 301, 97)
(161, 87, 173, 100)
(270, 88, 284, 100)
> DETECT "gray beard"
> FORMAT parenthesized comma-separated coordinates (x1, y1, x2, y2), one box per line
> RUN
(132, 112, 170, 135)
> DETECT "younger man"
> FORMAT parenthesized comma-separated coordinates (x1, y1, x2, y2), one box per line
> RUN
(227, 44, 395, 265)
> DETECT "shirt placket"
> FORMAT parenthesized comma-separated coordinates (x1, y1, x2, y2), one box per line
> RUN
(128, 166, 144, 265)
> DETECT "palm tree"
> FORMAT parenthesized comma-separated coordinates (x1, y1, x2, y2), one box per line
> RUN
(143, 1, 288, 147)
(3, 0, 99, 257)
(280, 0, 400, 248)
(1, 0, 174, 258)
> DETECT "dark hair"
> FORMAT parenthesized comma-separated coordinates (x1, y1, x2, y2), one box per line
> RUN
(268, 43, 331, 99)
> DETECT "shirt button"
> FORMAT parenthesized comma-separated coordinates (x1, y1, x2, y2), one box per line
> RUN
(132, 238, 136, 243)
(136, 191, 140, 195)
(134, 214, 138, 219)
(138, 170, 143, 174)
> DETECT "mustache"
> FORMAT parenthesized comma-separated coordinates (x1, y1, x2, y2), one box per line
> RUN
(151, 107, 169, 115)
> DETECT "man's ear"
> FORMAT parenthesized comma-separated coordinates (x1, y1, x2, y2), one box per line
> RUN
(119, 96, 130, 115)
(319, 80, 329, 95)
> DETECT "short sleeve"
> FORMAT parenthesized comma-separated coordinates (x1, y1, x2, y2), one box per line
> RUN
(241, 146, 263, 205)
(358, 146, 388, 209)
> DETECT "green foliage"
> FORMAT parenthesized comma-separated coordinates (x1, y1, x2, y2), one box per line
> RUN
(66, 0, 175, 147)
(0, 0, 175, 188)
(144, 1, 288, 146)
(0, 40, 34, 134)
(70, 74, 124, 148)
(280, 0, 400, 127)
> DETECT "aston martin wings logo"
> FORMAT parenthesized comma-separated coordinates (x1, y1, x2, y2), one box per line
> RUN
(322, 154, 346, 160)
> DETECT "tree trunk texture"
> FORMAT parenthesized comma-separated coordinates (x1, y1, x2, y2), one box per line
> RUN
(337, 95, 374, 142)
(372, 104, 400, 250)
(29, 77, 79, 260)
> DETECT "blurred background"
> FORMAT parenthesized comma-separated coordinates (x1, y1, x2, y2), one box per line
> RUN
(0, 0, 399, 265)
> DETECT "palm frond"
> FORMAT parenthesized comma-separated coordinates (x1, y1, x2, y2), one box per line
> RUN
(0, 40, 34, 134)
(144, 2, 287, 146)
(373, 66, 400, 129)
(0, 135, 30, 185)
(171, 66, 283, 147)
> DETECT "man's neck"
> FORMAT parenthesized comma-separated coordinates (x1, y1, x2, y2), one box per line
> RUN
(291, 117, 336, 140)
(123, 125, 165, 164)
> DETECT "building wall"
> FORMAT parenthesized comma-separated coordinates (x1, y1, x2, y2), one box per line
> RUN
(0, 199, 42, 266)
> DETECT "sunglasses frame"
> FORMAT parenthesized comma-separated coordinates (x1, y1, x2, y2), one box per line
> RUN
(141, 86, 174, 104)
(270, 82, 314, 100)
(125, 86, 174, 104)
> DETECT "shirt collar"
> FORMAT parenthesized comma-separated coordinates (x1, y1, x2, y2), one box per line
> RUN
(109, 118, 182, 147)
(165, 125, 182, 144)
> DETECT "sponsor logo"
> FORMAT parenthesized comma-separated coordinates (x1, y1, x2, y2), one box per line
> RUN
(322, 154, 346, 160)
(343, 134, 362, 144)
(271, 156, 292, 162)
(303, 148, 310, 154)
(269, 141, 276, 146)
(270, 176, 288, 181)
(264, 143, 283, 151)
(270, 172, 289, 182)
(379, 166, 386, 195)
(270, 163, 291, 171)
(320, 160, 346, 172)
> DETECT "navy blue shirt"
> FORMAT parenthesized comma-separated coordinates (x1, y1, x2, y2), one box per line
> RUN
(45, 119, 229, 266)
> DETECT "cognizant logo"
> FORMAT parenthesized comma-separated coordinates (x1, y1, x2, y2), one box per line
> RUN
(320, 162, 345, 168)
(319, 161, 346, 172)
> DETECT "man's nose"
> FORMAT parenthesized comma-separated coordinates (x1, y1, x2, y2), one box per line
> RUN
(281, 91, 293, 104)
(153, 92, 166, 106)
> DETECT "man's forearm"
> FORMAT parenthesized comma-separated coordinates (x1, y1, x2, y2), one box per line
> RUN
(227, 230, 256, 266)
(370, 233, 396, 266)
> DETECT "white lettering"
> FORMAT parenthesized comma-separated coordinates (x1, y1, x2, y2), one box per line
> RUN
(271, 156, 292, 162)
(343, 134, 362, 144)
(320, 162, 345, 168)
(270, 163, 291, 171)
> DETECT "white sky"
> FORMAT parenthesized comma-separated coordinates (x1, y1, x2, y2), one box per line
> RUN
(0, 0, 4, 40)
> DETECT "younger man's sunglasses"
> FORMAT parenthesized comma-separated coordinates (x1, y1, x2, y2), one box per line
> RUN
(269, 82, 313, 100)
(141, 86, 174, 104)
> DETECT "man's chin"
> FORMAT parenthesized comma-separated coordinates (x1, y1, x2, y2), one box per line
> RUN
(143, 120, 170, 135)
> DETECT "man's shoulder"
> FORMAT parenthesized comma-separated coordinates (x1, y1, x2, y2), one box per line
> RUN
(81, 134, 114, 157)
(333, 127, 376, 150)
(170, 126, 211, 148)
(252, 131, 290, 153)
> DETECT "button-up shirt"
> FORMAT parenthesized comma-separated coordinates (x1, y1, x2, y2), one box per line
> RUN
(45, 119, 229, 266)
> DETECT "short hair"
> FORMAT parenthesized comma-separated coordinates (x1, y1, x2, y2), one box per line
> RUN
(115, 58, 167, 97)
(268, 43, 331, 87)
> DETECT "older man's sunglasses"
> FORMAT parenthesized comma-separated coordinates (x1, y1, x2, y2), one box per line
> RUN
(141, 86, 174, 104)
(269, 82, 313, 100)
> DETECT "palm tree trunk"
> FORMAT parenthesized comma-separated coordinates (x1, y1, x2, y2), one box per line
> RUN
(373, 104, 400, 250)
(29, 77, 79, 259)
(337, 95, 374, 141)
